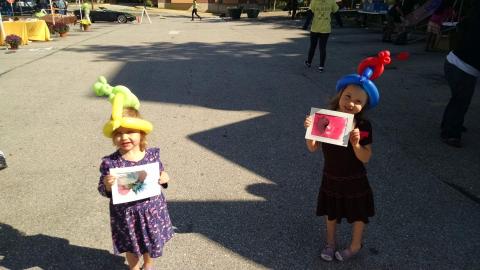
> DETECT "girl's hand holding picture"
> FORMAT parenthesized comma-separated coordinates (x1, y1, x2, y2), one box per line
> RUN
(104, 174, 116, 192)
(349, 128, 360, 146)
(304, 115, 313, 129)
(159, 171, 170, 185)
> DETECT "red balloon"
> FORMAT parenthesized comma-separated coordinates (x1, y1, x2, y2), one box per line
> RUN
(357, 50, 391, 80)
(396, 52, 410, 61)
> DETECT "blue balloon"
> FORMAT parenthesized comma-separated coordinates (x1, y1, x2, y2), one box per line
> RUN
(336, 67, 379, 109)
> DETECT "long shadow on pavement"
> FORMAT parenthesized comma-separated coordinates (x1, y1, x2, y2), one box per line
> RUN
(68, 28, 480, 269)
(0, 223, 127, 270)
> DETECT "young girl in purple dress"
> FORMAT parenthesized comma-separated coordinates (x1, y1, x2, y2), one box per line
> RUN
(303, 51, 390, 262)
(95, 77, 174, 270)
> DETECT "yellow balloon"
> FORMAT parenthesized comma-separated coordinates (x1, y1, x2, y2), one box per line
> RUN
(103, 117, 153, 138)
(111, 93, 125, 121)
(94, 76, 153, 138)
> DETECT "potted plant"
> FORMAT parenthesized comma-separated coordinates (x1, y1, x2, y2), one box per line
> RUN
(80, 19, 91, 31)
(4, 34, 22, 50)
(246, 8, 260, 18)
(227, 6, 243, 19)
(46, 22, 55, 34)
(53, 22, 70, 37)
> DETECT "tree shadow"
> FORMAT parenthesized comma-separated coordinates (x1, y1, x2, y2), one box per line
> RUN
(69, 27, 480, 268)
(0, 223, 127, 270)
(71, 37, 337, 268)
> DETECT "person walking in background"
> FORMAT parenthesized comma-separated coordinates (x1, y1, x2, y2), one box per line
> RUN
(304, 51, 390, 262)
(440, 2, 480, 148)
(191, 0, 202, 21)
(302, 8, 313, 30)
(304, 0, 338, 72)
(290, 0, 298, 20)
(382, 0, 404, 42)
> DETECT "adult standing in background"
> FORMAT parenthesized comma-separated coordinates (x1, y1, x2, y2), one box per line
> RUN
(191, 0, 202, 21)
(290, 0, 298, 20)
(333, 0, 343, 27)
(56, 0, 67, 15)
(440, 2, 480, 147)
(302, 8, 313, 30)
(304, 0, 338, 72)
(301, 0, 313, 30)
(81, 1, 92, 22)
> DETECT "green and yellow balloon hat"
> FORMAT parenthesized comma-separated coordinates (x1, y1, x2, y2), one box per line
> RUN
(93, 76, 153, 138)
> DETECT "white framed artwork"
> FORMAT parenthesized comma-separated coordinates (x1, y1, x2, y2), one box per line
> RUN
(305, 108, 354, 147)
(110, 162, 161, 205)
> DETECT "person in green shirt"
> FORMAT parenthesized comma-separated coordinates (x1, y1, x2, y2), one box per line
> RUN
(191, 0, 202, 21)
(81, 1, 92, 22)
(304, 0, 338, 72)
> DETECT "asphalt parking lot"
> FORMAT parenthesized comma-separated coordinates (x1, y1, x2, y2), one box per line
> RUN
(1, 9, 479, 269)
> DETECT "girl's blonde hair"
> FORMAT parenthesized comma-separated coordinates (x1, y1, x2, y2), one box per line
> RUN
(328, 87, 367, 120)
(112, 108, 148, 151)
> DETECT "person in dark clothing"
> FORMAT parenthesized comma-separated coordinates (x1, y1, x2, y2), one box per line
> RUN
(382, 0, 404, 42)
(440, 2, 480, 147)
(290, 0, 298, 20)
(191, 0, 202, 21)
(302, 8, 313, 29)
(333, 0, 343, 27)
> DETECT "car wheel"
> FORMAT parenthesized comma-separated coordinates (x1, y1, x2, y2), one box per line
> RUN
(117, 15, 127, 23)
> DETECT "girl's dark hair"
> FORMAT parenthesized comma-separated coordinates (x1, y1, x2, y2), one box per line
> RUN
(328, 87, 368, 121)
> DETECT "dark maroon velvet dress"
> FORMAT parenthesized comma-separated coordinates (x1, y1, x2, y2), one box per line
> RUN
(316, 119, 375, 224)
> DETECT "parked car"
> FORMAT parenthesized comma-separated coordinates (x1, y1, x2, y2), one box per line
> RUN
(73, 7, 136, 23)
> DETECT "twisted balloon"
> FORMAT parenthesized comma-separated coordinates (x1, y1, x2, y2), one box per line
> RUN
(336, 50, 391, 109)
(93, 76, 153, 138)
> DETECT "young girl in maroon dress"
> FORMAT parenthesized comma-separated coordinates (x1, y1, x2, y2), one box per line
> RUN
(304, 51, 391, 262)
(95, 77, 174, 270)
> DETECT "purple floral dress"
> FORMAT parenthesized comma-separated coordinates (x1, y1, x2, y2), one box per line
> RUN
(98, 147, 174, 258)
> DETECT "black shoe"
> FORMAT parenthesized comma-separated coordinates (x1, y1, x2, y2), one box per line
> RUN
(304, 61, 311, 68)
(318, 66, 324, 72)
(441, 137, 462, 148)
(0, 151, 7, 170)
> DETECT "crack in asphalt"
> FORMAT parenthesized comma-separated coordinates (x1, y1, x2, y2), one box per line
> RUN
(442, 180, 480, 205)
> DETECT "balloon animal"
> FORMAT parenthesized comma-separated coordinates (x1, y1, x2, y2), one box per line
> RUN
(93, 76, 153, 138)
(336, 50, 391, 109)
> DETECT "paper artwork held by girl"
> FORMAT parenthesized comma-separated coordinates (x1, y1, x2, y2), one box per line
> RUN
(305, 108, 354, 147)
(110, 162, 161, 204)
